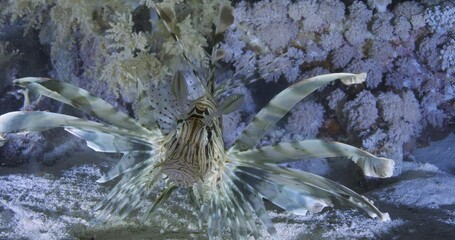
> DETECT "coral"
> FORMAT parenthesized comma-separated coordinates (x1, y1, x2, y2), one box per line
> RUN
(420, 92, 445, 128)
(4, 0, 455, 237)
(0, 0, 231, 107)
(0, 1, 454, 231)
(0, 42, 20, 90)
(285, 101, 325, 139)
(441, 39, 455, 76)
(331, 44, 357, 69)
(342, 90, 378, 132)
(327, 88, 346, 111)
(347, 59, 384, 89)
(418, 34, 449, 73)
(393, 16, 412, 41)
(282, 47, 305, 83)
(425, 5, 455, 34)
(219, 0, 454, 152)
(344, 1, 372, 45)
(393, 2, 425, 30)
(0, 0, 48, 31)
(0, 132, 44, 167)
(385, 57, 425, 90)
(256, 20, 297, 51)
(320, 31, 344, 52)
(221, 29, 246, 63)
(362, 129, 387, 153)
(377, 91, 421, 144)
(371, 12, 395, 41)
(257, 53, 286, 83)
(288, 0, 344, 33)
(367, 0, 391, 13)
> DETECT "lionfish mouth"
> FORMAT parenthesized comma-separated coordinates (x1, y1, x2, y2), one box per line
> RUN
(162, 158, 202, 188)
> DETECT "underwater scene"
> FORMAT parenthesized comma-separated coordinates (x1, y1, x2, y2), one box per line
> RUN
(0, 0, 454, 239)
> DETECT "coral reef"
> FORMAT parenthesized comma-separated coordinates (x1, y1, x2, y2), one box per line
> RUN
(0, 0, 232, 166)
(0, 41, 20, 91)
(0, 0, 453, 233)
(0, 0, 454, 239)
(221, 0, 454, 171)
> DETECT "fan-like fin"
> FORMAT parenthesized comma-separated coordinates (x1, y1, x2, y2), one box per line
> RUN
(226, 170, 261, 238)
(96, 164, 163, 221)
(142, 184, 177, 222)
(232, 73, 367, 151)
(236, 164, 391, 222)
(236, 167, 332, 216)
(172, 71, 188, 104)
(13, 77, 153, 137)
(235, 140, 394, 178)
(232, 177, 278, 239)
(218, 181, 254, 239)
(97, 151, 155, 183)
(149, 81, 182, 135)
(0, 111, 153, 153)
(134, 79, 160, 132)
(199, 166, 265, 239)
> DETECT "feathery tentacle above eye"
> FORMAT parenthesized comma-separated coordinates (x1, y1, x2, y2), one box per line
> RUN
(200, 167, 268, 239)
(203, 94, 245, 125)
(234, 140, 394, 178)
(13, 77, 155, 137)
(96, 163, 163, 222)
(172, 70, 189, 105)
(232, 73, 367, 151)
(0, 111, 154, 153)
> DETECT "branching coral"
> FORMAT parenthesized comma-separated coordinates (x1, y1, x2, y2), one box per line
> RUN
(0, 0, 453, 237)
(0, 42, 20, 90)
(342, 90, 378, 132)
(285, 101, 325, 140)
(219, 0, 454, 169)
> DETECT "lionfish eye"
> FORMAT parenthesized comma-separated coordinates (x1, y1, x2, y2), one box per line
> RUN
(195, 108, 205, 114)
(206, 126, 212, 140)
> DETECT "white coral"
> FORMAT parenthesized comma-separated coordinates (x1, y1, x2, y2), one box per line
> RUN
(367, 0, 391, 13)
(441, 39, 455, 76)
(285, 101, 325, 139)
(342, 90, 378, 131)
(425, 5, 455, 33)
(377, 91, 421, 144)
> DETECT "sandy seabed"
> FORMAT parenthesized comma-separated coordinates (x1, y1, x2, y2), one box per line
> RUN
(1, 134, 454, 240)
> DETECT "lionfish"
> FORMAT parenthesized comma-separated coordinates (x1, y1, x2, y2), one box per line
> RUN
(0, 3, 394, 239)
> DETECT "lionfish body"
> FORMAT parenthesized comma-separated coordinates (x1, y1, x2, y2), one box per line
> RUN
(0, 3, 396, 239)
(161, 95, 224, 188)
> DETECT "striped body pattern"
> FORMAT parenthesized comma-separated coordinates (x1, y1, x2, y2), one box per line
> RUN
(161, 96, 224, 188)
(0, 3, 395, 239)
